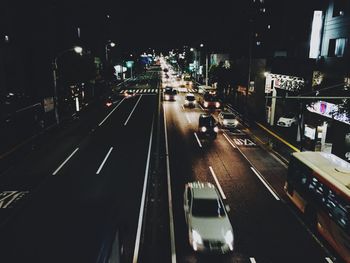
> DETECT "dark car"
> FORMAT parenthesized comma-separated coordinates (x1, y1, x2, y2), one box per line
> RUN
(198, 114, 219, 139)
(163, 87, 177, 101)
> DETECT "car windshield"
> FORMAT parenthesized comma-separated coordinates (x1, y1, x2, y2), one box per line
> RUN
(186, 96, 195, 101)
(200, 116, 215, 126)
(192, 198, 225, 217)
(204, 93, 218, 102)
(223, 114, 235, 119)
(165, 89, 176, 95)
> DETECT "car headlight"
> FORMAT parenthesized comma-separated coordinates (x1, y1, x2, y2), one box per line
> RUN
(185, 99, 189, 104)
(165, 95, 169, 100)
(192, 230, 203, 245)
(224, 230, 233, 244)
(204, 102, 209, 107)
(189, 81, 193, 85)
(223, 120, 228, 125)
(201, 126, 207, 132)
(233, 120, 238, 126)
(215, 102, 220, 108)
(214, 126, 219, 133)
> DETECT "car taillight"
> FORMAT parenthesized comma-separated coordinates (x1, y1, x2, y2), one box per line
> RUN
(106, 102, 112, 107)
(201, 126, 207, 132)
(215, 102, 220, 108)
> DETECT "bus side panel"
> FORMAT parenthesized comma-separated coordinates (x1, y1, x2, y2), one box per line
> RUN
(285, 184, 306, 213)
(318, 210, 350, 263)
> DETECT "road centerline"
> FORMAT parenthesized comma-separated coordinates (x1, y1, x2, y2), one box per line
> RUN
(163, 106, 177, 263)
(96, 147, 114, 175)
(132, 115, 155, 263)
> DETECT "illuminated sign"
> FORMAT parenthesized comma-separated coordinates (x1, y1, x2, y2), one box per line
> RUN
(307, 100, 350, 125)
(309, 11, 323, 59)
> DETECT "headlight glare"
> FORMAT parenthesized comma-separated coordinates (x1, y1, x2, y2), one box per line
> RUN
(192, 230, 203, 244)
(224, 230, 233, 244)
(201, 126, 207, 132)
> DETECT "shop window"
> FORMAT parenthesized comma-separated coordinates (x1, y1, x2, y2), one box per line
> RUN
(328, 38, 347, 57)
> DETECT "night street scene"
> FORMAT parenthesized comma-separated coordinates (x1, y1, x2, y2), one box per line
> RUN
(1, 0, 350, 262)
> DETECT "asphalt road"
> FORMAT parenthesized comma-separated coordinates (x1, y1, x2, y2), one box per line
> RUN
(0, 75, 159, 263)
(163, 87, 336, 262)
(0, 66, 342, 263)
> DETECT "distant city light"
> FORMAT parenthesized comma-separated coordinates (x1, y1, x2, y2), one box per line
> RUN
(4, 35, 9, 42)
(309, 11, 323, 59)
(110, 42, 115, 47)
(267, 24, 271, 29)
(200, 43, 204, 47)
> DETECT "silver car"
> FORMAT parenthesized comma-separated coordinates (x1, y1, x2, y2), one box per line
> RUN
(218, 112, 239, 129)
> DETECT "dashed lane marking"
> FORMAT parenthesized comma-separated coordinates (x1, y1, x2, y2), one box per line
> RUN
(96, 147, 114, 174)
(194, 133, 202, 148)
(209, 166, 226, 200)
(52, 148, 79, 175)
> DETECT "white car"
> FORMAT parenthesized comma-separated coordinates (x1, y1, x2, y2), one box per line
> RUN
(277, 113, 297, 127)
(184, 93, 196, 108)
(218, 112, 239, 129)
(184, 182, 234, 253)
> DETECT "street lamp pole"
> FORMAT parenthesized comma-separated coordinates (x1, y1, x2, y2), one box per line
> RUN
(105, 41, 116, 63)
(245, 20, 253, 120)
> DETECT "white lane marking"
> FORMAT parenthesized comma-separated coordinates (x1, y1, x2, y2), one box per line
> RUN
(124, 95, 143, 126)
(198, 104, 204, 111)
(163, 106, 177, 263)
(99, 98, 125, 126)
(185, 113, 191, 124)
(194, 132, 202, 148)
(132, 115, 154, 263)
(325, 258, 334, 263)
(52, 148, 79, 175)
(209, 166, 226, 200)
(250, 167, 280, 201)
(181, 105, 185, 111)
(250, 258, 257, 263)
(96, 147, 113, 174)
(223, 132, 236, 149)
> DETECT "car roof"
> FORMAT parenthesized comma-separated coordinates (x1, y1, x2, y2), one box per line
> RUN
(188, 182, 219, 200)
(186, 93, 194, 97)
(199, 114, 211, 118)
(221, 111, 235, 116)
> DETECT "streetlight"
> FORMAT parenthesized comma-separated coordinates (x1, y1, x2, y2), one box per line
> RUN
(52, 46, 83, 125)
(105, 41, 116, 62)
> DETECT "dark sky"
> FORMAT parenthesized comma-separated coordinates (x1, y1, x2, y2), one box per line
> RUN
(1, 0, 323, 55)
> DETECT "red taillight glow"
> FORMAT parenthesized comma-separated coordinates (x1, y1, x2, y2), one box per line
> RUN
(106, 102, 112, 107)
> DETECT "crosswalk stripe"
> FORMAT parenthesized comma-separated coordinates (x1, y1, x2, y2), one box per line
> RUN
(147, 89, 151, 93)
(135, 89, 140, 93)
(120, 90, 125, 93)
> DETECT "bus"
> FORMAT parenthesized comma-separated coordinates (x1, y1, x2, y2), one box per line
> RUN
(285, 151, 350, 262)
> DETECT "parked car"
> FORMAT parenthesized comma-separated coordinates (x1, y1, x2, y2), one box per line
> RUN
(277, 113, 297, 127)
(184, 93, 196, 108)
(218, 112, 239, 129)
(184, 182, 234, 253)
(198, 114, 219, 139)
